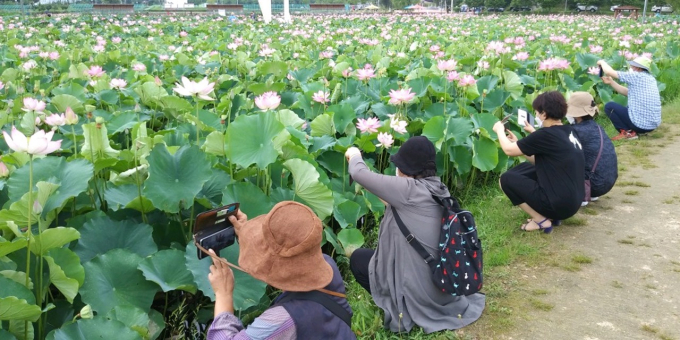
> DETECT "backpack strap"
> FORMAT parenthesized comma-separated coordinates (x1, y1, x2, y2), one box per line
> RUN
(591, 126, 604, 174)
(276, 290, 352, 327)
(390, 206, 437, 270)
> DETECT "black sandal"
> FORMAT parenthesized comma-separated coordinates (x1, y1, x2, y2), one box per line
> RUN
(520, 218, 553, 234)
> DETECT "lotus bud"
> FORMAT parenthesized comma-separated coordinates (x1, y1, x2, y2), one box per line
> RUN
(33, 200, 42, 215)
(85, 104, 96, 113)
(79, 305, 93, 319)
(0, 161, 9, 178)
(154, 76, 162, 86)
(35, 116, 41, 125)
(64, 107, 79, 125)
(134, 104, 141, 112)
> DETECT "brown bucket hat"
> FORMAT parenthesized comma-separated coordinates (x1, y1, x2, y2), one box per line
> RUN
(234, 201, 333, 292)
(567, 92, 598, 118)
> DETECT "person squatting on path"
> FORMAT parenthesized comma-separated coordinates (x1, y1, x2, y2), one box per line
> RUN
(345, 136, 485, 334)
(493, 91, 585, 233)
(566, 92, 618, 206)
(205, 201, 355, 340)
(598, 57, 662, 140)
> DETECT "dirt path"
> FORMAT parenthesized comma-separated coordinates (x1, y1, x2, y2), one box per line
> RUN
(504, 133, 680, 340)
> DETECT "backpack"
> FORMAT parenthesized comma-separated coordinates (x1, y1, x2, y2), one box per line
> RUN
(391, 196, 483, 296)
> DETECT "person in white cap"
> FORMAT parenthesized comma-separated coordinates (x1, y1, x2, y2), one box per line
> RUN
(598, 57, 662, 140)
(566, 92, 618, 206)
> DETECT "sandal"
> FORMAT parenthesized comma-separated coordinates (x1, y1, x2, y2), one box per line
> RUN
(520, 218, 553, 234)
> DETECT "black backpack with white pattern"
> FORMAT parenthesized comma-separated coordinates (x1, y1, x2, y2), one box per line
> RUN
(391, 196, 483, 296)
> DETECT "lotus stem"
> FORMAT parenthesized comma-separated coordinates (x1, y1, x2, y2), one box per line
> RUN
(24, 155, 33, 340)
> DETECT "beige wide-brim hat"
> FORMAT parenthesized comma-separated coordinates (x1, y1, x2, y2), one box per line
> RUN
(236, 201, 333, 292)
(567, 92, 598, 118)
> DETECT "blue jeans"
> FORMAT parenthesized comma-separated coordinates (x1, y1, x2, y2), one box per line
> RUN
(604, 102, 654, 133)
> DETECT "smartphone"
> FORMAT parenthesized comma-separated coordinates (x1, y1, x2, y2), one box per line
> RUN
(598, 66, 604, 77)
(517, 109, 528, 127)
(194, 203, 240, 260)
(500, 113, 513, 125)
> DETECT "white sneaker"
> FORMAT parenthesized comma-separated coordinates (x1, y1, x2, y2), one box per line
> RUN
(581, 201, 589, 207)
(590, 197, 599, 201)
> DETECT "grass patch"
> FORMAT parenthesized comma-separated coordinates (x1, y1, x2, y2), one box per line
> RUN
(611, 281, 623, 288)
(659, 334, 675, 340)
(561, 263, 582, 272)
(563, 216, 587, 226)
(571, 254, 593, 264)
(671, 260, 680, 266)
(662, 199, 675, 204)
(618, 239, 634, 245)
(624, 190, 639, 196)
(531, 289, 549, 296)
(528, 298, 554, 311)
(622, 199, 634, 203)
(641, 324, 659, 334)
(617, 180, 651, 188)
(582, 207, 599, 215)
(645, 284, 657, 290)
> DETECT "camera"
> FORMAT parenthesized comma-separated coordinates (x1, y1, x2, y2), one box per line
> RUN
(194, 203, 239, 260)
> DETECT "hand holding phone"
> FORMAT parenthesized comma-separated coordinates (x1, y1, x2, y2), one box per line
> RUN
(194, 203, 240, 260)
(598, 66, 604, 77)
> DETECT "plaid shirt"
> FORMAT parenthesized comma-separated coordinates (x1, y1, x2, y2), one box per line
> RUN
(618, 71, 662, 130)
(207, 307, 296, 340)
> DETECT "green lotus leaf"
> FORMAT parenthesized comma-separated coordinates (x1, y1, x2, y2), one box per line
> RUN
(29, 227, 80, 256)
(143, 144, 212, 213)
(337, 228, 365, 257)
(310, 113, 335, 137)
(51, 94, 84, 114)
(221, 181, 274, 217)
(0, 329, 17, 340)
(0, 276, 41, 322)
(46, 316, 142, 340)
(329, 104, 356, 134)
(184, 243, 215, 301)
(202, 131, 226, 157)
(105, 305, 165, 340)
(446, 117, 474, 145)
(137, 249, 197, 294)
(0, 270, 32, 290)
(80, 249, 158, 315)
(6, 158, 94, 217)
(74, 216, 157, 263)
(196, 170, 231, 208)
(104, 184, 155, 213)
(448, 144, 473, 175)
(334, 200, 361, 229)
(108, 112, 145, 135)
(225, 112, 285, 170)
(472, 136, 498, 172)
(283, 158, 333, 220)
(44, 248, 85, 303)
(135, 81, 168, 108)
(500, 70, 523, 99)
(0, 238, 28, 258)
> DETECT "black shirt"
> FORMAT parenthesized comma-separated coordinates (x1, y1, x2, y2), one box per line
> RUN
(572, 120, 618, 196)
(517, 125, 585, 209)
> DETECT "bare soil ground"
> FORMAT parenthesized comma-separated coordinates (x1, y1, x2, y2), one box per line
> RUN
(502, 130, 680, 340)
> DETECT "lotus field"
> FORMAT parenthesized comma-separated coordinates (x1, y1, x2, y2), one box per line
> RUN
(0, 12, 679, 339)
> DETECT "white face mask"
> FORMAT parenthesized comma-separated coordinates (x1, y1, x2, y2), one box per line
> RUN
(566, 116, 575, 124)
(534, 113, 543, 128)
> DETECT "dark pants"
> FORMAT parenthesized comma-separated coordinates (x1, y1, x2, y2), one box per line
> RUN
(604, 102, 654, 133)
(349, 248, 374, 294)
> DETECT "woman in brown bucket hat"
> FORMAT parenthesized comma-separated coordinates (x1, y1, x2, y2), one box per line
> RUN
(203, 201, 356, 339)
(345, 136, 485, 334)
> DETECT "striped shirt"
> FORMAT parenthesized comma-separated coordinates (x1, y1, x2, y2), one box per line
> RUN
(617, 71, 662, 130)
(207, 307, 297, 340)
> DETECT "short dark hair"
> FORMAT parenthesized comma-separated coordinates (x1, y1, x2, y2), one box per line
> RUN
(413, 168, 437, 179)
(532, 91, 568, 120)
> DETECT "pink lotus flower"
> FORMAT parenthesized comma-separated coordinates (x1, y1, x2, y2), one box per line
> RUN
(64, 107, 79, 125)
(588, 67, 600, 75)
(319, 51, 333, 59)
(259, 47, 276, 57)
(376, 132, 394, 148)
(23, 97, 46, 113)
(86, 65, 105, 77)
(110, 78, 127, 90)
(112, 37, 122, 44)
(458, 75, 477, 87)
(589, 45, 602, 54)
(49, 52, 60, 60)
(2, 126, 62, 155)
(514, 52, 529, 61)
(132, 63, 146, 72)
(437, 59, 457, 72)
(22, 60, 37, 71)
(180, 31, 188, 37)
(173, 77, 216, 101)
(342, 67, 353, 78)
(0, 81, 4, 90)
(447, 71, 460, 82)
(356, 117, 381, 133)
(477, 60, 490, 70)
(254, 91, 281, 111)
(387, 114, 408, 134)
(0, 161, 8, 178)
(388, 88, 415, 106)
(356, 68, 376, 81)
(44, 113, 66, 127)
(93, 45, 105, 53)
(312, 91, 330, 104)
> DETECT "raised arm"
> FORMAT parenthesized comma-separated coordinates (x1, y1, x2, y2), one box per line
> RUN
(345, 147, 411, 208)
